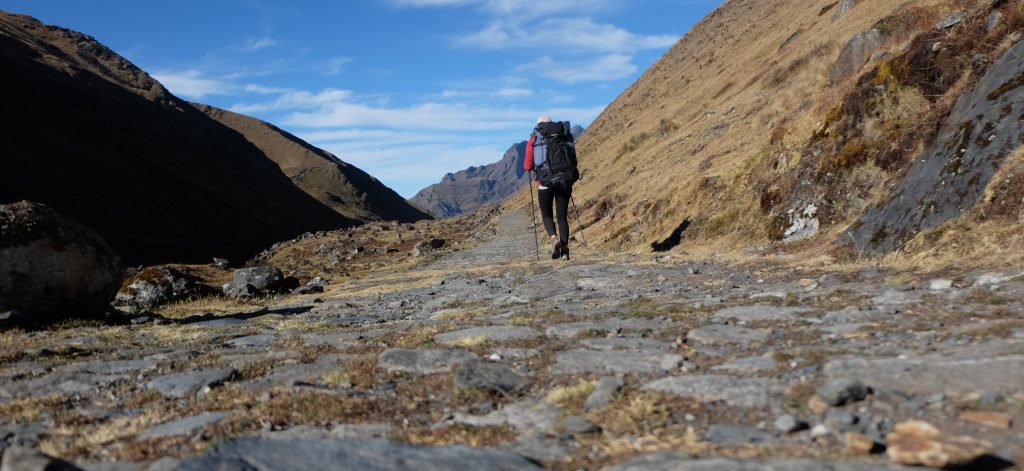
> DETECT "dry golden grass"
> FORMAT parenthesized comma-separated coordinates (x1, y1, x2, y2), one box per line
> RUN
(546, 380, 596, 412)
(500, 0, 1024, 271)
(157, 295, 264, 319)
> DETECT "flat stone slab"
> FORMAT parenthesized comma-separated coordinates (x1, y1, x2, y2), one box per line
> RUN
(453, 360, 529, 395)
(58, 359, 160, 375)
(545, 318, 670, 339)
(244, 363, 340, 390)
(642, 375, 785, 408)
(501, 435, 579, 463)
(585, 376, 625, 412)
(225, 334, 275, 348)
(219, 350, 302, 370)
(138, 412, 227, 440)
(434, 326, 540, 346)
(146, 368, 235, 399)
(576, 277, 625, 291)
(704, 425, 776, 446)
(711, 305, 812, 322)
(302, 333, 357, 349)
(453, 399, 560, 433)
(601, 454, 923, 470)
(710, 356, 777, 375)
(870, 290, 922, 306)
(176, 438, 543, 470)
(551, 350, 683, 375)
(824, 355, 1024, 396)
(579, 337, 673, 351)
(189, 317, 247, 327)
(261, 424, 394, 440)
(686, 325, 769, 346)
(378, 349, 477, 374)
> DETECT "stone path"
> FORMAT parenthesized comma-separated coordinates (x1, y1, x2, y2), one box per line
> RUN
(1, 209, 1023, 470)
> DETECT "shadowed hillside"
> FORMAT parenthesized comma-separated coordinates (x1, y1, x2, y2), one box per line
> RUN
(0, 11, 357, 265)
(195, 104, 431, 224)
(506, 0, 1024, 267)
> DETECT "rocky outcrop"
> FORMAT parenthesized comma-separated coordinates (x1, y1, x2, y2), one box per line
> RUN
(114, 267, 214, 311)
(194, 104, 430, 224)
(851, 40, 1024, 254)
(829, 28, 886, 84)
(0, 201, 122, 321)
(222, 266, 294, 298)
(411, 126, 583, 218)
(0, 12, 356, 265)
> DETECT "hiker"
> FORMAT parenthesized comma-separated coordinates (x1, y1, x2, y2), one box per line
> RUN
(524, 115, 579, 260)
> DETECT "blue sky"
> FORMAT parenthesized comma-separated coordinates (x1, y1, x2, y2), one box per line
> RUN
(4, 0, 722, 197)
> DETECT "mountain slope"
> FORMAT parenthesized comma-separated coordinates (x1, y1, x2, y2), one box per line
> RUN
(505, 0, 1024, 264)
(412, 126, 583, 218)
(194, 104, 430, 224)
(0, 11, 356, 265)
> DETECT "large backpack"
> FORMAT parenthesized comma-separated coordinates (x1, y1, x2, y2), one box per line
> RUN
(534, 121, 579, 188)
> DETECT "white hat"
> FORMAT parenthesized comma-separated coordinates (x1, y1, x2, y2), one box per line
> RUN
(536, 115, 551, 124)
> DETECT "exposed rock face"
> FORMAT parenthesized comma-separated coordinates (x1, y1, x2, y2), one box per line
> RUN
(0, 12, 356, 265)
(194, 104, 430, 224)
(0, 201, 122, 320)
(223, 266, 287, 298)
(829, 28, 886, 84)
(114, 267, 213, 310)
(852, 40, 1024, 254)
(411, 126, 584, 218)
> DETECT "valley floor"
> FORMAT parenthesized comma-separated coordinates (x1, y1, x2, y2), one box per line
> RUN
(2, 209, 1023, 470)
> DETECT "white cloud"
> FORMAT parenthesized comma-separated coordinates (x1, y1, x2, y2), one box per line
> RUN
(319, 142, 510, 197)
(390, 0, 617, 18)
(243, 84, 290, 94)
(243, 37, 277, 51)
(230, 89, 354, 114)
(458, 17, 677, 53)
(324, 57, 352, 76)
(152, 69, 235, 99)
(517, 54, 637, 83)
(439, 87, 533, 99)
(281, 95, 603, 131)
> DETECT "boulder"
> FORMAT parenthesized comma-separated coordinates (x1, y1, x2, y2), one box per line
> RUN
(114, 267, 213, 310)
(411, 239, 445, 256)
(0, 201, 122, 322)
(223, 266, 284, 298)
(829, 29, 886, 84)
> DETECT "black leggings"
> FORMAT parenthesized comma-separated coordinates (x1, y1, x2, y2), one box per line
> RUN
(538, 185, 572, 245)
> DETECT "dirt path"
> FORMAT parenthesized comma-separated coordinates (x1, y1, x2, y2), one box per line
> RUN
(2, 210, 1023, 470)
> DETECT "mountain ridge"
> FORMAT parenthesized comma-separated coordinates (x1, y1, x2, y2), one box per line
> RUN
(0, 11, 361, 265)
(194, 104, 431, 224)
(412, 125, 583, 218)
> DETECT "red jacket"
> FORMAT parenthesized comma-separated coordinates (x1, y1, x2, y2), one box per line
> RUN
(524, 134, 537, 172)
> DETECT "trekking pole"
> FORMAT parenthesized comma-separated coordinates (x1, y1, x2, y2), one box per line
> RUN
(570, 195, 587, 247)
(528, 171, 540, 261)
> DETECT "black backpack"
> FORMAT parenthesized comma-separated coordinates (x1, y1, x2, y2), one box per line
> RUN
(535, 121, 579, 188)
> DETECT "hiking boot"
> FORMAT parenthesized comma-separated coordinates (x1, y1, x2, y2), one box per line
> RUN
(550, 237, 562, 259)
(559, 243, 569, 261)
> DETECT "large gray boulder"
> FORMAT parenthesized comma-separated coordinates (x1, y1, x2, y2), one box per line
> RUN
(114, 267, 213, 310)
(829, 28, 886, 84)
(223, 266, 285, 298)
(0, 201, 122, 321)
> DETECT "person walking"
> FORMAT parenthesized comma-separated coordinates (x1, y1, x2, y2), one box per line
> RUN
(524, 115, 579, 260)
